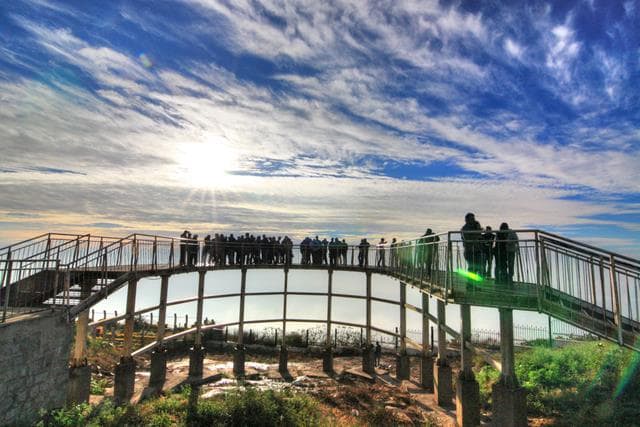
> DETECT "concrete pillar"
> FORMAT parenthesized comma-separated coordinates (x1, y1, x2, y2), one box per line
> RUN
(233, 344, 246, 377)
(114, 279, 138, 405)
(421, 293, 434, 391)
(149, 347, 167, 393)
(492, 308, 527, 427)
(456, 304, 480, 427)
(363, 272, 374, 374)
(362, 344, 375, 375)
(280, 269, 289, 373)
(122, 279, 138, 358)
(234, 268, 247, 377)
(322, 346, 333, 374)
(114, 356, 136, 405)
(396, 281, 410, 380)
(68, 309, 91, 404)
(326, 270, 333, 348)
(156, 275, 169, 344)
(67, 364, 91, 405)
(194, 271, 205, 347)
(188, 346, 205, 382)
(434, 299, 453, 407)
(279, 346, 288, 373)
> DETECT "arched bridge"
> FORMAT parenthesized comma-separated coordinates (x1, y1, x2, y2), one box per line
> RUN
(1, 230, 639, 425)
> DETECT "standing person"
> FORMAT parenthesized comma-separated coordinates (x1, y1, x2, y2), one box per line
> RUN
(376, 238, 386, 268)
(341, 239, 348, 265)
(494, 224, 508, 284)
(502, 223, 518, 285)
(423, 229, 439, 279)
(179, 230, 189, 266)
(461, 213, 483, 274)
(321, 238, 329, 265)
(390, 238, 398, 269)
(374, 341, 382, 367)
(481, 226, 495, 278)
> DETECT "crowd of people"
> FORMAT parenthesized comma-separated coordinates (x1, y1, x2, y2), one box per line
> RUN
(461, 212, 519, 285)
(178, 212, 519, 286)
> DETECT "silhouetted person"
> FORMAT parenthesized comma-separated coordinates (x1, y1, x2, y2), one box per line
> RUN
(179, 230, 189, 266)
(423, 229, 439, 278)
(495, 223, 518, 285)
(377, 238, 386, 267)
(390, 238, 398, 269)
(461, 212, 483, 274)
(374, 341, 382, 367)
(481, 226, 495, 278)
(358, 239, 370, 267)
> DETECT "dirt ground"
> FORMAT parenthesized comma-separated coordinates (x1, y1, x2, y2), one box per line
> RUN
(92, 351, 456, 426)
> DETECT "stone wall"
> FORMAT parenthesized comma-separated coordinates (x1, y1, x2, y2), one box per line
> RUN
(0, 310, 73, 425)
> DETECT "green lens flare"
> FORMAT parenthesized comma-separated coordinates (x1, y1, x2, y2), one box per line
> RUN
(455, 268, 483, 282)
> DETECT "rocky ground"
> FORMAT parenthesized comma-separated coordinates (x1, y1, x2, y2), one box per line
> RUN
(91, 350, 456, 426)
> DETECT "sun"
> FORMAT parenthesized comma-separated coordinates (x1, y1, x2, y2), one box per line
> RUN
(177, 138, 239, 187)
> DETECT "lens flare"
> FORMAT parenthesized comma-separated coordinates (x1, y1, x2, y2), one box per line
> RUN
(456, 268, 484, 282)
(139, 53, 153, 68)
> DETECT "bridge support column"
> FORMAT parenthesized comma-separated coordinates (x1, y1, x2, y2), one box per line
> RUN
(67, 306, 91, 405)
(189, 271, 206, 382)
(434, 300, 453, 407)
(421, 293, 434, 391)
(234, 269, 247, 377)
(492, 308, 527, 427)
(456, 304, 480, 427)
(148, 275, 169, 393)
(362, 272, 375, 375)
(396, 281, 410, 380)
(324, 270, 334, 374)
(279, 346, 288, 373)
(114, 279, 137, 405)
(280, 269, 289, 373)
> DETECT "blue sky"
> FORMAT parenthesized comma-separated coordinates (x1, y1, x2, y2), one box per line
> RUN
(0, 0, 639, 255)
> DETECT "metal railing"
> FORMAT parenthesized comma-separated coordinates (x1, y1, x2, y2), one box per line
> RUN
(1, 230, 639, 352)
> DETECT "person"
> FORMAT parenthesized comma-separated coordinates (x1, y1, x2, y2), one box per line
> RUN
(390, 238, 398, 269)
(461, 213, 483, 274)
(340, 239, 348, 265)
(480, 226, 495, 278)
(321, 238, 329, 265)
(423, 229, 439, 279)
(179, 230, 190, 266)
(495, 222, 518, 285)
(377, 238, 386, 268)
(358, 239, 370, 267)
(374, 341, 382, 367)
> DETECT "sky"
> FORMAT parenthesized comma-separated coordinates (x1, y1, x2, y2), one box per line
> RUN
(1, 0, 639, 256)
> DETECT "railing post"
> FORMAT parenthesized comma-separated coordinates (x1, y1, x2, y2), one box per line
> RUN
(2, 249, 13, 323)
(609, 255, 623, 345)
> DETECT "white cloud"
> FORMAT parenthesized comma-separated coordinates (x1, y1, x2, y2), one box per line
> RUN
(504, 38, 523, 59)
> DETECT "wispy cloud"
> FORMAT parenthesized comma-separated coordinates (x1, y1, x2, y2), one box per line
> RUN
(0, 0, 638, 256)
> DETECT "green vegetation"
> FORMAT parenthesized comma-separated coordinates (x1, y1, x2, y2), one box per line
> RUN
(89, 378, 109, 395)
(36, 387, 324, 427)
(476, 341, 640, 425)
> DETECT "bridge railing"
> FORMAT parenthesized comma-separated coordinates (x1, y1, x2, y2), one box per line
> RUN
(2, 231, 640, 349)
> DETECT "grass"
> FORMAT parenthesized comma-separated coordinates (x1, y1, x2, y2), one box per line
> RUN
(36, 387, 325, 427)
(475, 341, 640, 425)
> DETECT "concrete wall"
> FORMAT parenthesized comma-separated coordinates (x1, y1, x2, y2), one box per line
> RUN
(0, 310, 73, 425)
